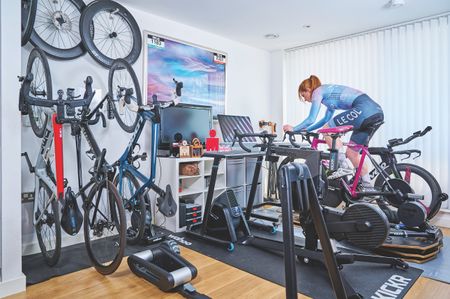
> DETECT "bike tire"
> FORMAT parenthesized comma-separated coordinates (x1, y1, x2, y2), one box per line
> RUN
(113, 170, 147, 245)
(84, 179, 126, 275)
(108, 58, 142, 133)
(374, 163, 442, 220)
(35, 180, 62, 266)
(21, 0, 37, 46)
(26, 48, 53, 138)
(29, 0, 86, 60)
(79, 0, 142, 68)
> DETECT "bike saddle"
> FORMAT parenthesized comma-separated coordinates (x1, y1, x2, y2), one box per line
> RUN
(61, 187, 83, 235)
(157, 185, 177, 217)
(318, 125, 354, 135)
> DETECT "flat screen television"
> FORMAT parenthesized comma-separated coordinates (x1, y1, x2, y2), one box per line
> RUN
(160, 104, 212, 149)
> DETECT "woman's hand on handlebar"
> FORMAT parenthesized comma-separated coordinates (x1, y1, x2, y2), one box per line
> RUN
(283, 124, 293, 132)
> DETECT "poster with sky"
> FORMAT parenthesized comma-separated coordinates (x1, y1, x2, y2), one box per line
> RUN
(145, 33, 226, 116)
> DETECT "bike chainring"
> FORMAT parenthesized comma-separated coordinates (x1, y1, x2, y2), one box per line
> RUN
(342, 203, 389, 249)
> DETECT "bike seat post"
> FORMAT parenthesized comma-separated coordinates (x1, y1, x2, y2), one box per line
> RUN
(329, 134, 340, 172)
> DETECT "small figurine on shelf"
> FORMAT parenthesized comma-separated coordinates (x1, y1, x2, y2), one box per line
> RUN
(179, 140, 191, 158)
(191, 138, 203, 158)
(259, 120, 277, 134)
(205, 129, 219, 151)
(171, 132, 183, 157)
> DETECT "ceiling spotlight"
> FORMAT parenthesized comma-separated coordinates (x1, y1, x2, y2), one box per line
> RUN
(385, 0, 405, 8)
(264, 33, 279, 39)
(302, 25, 311, 29)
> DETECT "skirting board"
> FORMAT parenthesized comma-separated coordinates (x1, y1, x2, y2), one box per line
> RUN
(0, 274, 26, 298)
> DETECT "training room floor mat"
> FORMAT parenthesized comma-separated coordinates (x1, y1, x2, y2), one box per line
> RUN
(409, 236, 450, 284)
(177, 230, 423, 299)
(22, 229, 168, 285)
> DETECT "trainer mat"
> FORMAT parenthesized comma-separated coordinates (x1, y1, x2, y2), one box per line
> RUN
(176, 231, 423, 299)
(23, 229, 168, 285)
(410, 236, 450, 284)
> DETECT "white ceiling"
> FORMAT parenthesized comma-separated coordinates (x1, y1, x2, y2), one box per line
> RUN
(120, 0, 450, 51)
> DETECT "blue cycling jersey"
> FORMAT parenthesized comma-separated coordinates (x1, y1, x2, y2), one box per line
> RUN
(293, 84, 364, 131)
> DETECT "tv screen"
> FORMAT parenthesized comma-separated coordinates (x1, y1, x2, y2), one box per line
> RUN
(160, 104, 212, 148)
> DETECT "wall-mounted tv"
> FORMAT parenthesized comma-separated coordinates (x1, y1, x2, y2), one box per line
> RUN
(160, 104, 213, 149)
(144, 32, 226, 117)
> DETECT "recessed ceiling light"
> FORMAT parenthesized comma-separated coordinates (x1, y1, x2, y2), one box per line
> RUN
(302, 25, 311, 29)
(264, 33, 279, 39)
(385, 0, 405, 8)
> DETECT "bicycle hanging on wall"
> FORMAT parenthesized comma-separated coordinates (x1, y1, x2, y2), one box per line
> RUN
(20, 48, 126, 274)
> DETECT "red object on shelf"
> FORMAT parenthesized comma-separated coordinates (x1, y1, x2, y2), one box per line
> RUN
(206, 129, 219, 151)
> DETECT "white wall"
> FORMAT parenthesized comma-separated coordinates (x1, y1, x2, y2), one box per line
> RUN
(284, 14, 450, 209)
(21, 5, 272, 254)
(1, 1, 26, 297)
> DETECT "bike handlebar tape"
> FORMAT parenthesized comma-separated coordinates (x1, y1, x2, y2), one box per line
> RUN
(52, 113, 64, 200)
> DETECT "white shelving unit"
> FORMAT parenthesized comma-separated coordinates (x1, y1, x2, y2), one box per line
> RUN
(154, 157, 226, 232)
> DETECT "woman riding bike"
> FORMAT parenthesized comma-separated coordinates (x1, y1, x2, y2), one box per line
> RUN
(283, 75, 384, 190)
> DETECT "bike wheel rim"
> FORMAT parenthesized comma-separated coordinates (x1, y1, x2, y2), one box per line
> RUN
(90, 10, 134, 60)
(110, 64, 140, 129)
(34, 0, 82, 50)
(29, 55, 49, 131)
(36, 185, 57, 257)
(86, 182, 123, 267)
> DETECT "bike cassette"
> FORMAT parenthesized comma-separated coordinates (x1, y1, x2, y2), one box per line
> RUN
(382, 178, 413, 207)
(342, 203, 389, 249)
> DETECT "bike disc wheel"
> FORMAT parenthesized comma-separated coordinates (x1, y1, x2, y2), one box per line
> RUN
(35, 180, 61, 266)
(22, 0, 37, 46)
(30, 0, 86, 60)
(108, 58, 142, 132)
(375, 163, 442, 220)
(79, 0, 142, 68)
(114, 170, 147, 245)
(84, 180, 126, 275)
(26, 48, 53, 138)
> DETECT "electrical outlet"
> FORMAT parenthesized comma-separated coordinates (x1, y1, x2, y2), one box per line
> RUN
(21, 192, 34, 203)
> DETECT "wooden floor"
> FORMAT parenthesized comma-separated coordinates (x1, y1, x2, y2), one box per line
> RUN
(8, 214, 450, 299)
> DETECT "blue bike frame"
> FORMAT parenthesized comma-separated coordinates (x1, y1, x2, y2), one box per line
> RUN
(116, 108, 165, 203)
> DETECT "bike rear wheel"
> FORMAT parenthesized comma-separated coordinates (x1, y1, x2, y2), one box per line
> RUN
(375, 163, 442, 220)
(114, 170, 147, 244)
(108, 58, 142, 133)
(25, 48, 53, 138)
(84, 179, 126, 275)
(35, 180, 61, 266)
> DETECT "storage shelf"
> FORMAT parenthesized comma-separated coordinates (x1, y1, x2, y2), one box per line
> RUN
(204, 172, 225, 176)
(179, 189, 204, 196)
(179, 175, 202, 179)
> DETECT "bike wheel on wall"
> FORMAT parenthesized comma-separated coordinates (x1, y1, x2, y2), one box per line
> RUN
(30, 0, 86, 60)
(108, 59, 142, 133)
(26, 48, 53, 138)
(79, 0, 142, 68)
(22, 0, 37, 46)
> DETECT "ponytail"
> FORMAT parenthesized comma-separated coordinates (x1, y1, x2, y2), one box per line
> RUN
(298, 75, 322, 99)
